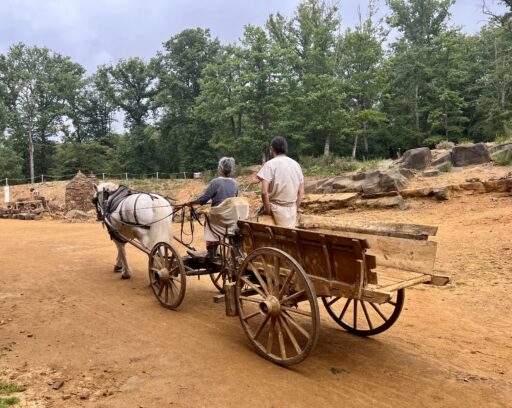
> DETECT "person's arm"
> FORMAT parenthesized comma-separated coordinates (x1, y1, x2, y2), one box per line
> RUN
(187, 182, 215, 206)
(296, 182, 304, 208)
(261, 180, 272, 215)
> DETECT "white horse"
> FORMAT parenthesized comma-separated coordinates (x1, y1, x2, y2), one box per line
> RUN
(93, 182, 173, 279)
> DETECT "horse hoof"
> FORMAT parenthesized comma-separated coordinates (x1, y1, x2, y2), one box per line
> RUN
(121, 274, 131, 280)
(114, 266, 122, 273)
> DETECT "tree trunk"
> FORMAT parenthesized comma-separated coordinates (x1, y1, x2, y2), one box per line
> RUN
(28, 119, 35, 184)
(352, 134, 359, 159)
(261, 150, 266, 164)
(230, 116, 236, 136)
(323, 134, 330, 157)
(414, 84, 420, 132)
(362, 121, 368, 153)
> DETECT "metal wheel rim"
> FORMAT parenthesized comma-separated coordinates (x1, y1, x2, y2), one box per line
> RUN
(148, 241, 186, 310)
(322, 289, 405, 336)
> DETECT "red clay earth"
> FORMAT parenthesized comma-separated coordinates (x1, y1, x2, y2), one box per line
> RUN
(0, 180, 511, 407)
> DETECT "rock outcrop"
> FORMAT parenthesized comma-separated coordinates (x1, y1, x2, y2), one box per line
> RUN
(400, 147, 432, 170)
(451, 143, 491, 166)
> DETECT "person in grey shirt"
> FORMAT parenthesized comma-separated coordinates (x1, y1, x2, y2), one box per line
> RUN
(186, 157, 238, 257)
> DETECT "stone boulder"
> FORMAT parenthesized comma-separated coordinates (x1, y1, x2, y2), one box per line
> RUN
(307, 168, 411, 196)
(431, 151, 452, 167)
(400, 147, 432, 170)
(65, 209, 91, 220)
(452, 143, 491, 167)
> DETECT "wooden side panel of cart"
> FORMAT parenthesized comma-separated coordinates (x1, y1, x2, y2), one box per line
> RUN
(238, 217, 449, 304)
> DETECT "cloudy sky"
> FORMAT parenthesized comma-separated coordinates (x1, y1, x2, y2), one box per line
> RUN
(0, 0, 507, 72)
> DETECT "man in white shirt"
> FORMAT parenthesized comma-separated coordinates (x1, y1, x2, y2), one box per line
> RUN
(255, 136, 304, 228)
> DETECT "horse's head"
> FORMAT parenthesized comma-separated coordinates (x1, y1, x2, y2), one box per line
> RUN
(92, 182, 119, 221)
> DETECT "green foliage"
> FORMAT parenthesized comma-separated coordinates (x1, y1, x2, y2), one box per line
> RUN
(0, 380, 23, 394)
(495, 134, 512, 143)
(301, 155, 382, 176)
(50, 141, 114, 176)
(0, 144, 23, 179)
(0, 1, 512, 177)
(492, 149, 512, 165)
(438, 161, 453, 172)
(457, 138, 474, 145)
(423, 135, 444, 147)
(0, 397, 20, 407)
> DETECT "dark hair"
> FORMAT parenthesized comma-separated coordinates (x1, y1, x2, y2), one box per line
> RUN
(271, 136, 287, 155)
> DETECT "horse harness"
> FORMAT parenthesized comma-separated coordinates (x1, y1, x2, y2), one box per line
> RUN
(97, 185, 161, 243)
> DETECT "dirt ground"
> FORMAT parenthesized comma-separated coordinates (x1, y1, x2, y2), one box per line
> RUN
(1, 172, 512, 407)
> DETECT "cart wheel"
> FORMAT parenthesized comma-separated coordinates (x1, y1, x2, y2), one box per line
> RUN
(148, 242, 186, 310)
(209, 243, 233, 293)
(322, 289, 405, 336)
(236, 247, 319, 366)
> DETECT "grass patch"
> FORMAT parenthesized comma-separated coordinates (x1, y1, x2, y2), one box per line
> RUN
(495, 134, 512, 143)
(492, 149, 512, 166)
(457, 138, 474, 145)
(0, 381, 23, 394)
(300, 155, 383, 177)
(438, 161, 452, 173)
(0, 397, 20, 407)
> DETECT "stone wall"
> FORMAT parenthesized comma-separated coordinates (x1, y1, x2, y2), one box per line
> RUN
(65, 171, 97, 212)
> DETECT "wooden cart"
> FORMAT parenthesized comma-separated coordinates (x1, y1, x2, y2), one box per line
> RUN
(146, 216, 449, 366)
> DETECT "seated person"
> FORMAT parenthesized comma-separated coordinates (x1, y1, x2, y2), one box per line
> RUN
(30, 187, 39, 198)
(186, 157, 240, 259)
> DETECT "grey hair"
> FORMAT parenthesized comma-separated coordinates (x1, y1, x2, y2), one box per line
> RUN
(218, 157, 235, 177)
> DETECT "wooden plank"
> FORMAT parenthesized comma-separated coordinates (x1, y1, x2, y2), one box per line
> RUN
(379, 274, 432, 292)
(304, 228, 438, 275)
(299, 215, 437, 240)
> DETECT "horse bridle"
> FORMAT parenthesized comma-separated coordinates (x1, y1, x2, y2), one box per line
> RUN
(92, 190, 110, 222)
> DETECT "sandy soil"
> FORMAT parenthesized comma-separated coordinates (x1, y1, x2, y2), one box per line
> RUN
(1, 175, 512, 407)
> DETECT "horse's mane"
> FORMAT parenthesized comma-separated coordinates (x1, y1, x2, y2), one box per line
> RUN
(97, 182, 119, 193)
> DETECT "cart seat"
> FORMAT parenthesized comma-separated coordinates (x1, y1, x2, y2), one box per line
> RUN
(207, 197, 250, 237)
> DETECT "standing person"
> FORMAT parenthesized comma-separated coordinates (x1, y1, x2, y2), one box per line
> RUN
(255, 136, 304, 228)
(186, 157, 238, 258)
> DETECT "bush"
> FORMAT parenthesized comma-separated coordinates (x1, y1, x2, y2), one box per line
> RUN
(438, 161, 453, 172)
(495, 134, 512, 144)
(457, 138, 474, 145)
(492, 150, 512, 166)
(300, 155, 382, 177)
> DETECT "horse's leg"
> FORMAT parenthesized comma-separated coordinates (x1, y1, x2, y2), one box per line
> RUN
(114, 240, 133, 279)
(114, 252, 123, 273)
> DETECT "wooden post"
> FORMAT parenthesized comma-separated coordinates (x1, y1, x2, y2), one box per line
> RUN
(102, 173, 105, 180)
(41, 174, 44, 183)
(156, 171, 159, 180)
(125, 172, 128, 180)
(224, 282, 238, 316)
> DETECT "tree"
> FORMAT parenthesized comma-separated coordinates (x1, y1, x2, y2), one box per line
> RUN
(385, 0, 456, 144)
(0, 43, 85, 182)
(340, 1, 387, 158)
(154, 28, 220, 171)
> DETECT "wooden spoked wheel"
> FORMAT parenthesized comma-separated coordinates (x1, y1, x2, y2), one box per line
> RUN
(236, 247, 320, 366)
(322, 289, 405, 336)
(148, 242, 186, 310)
(209, 242, 235, 293)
